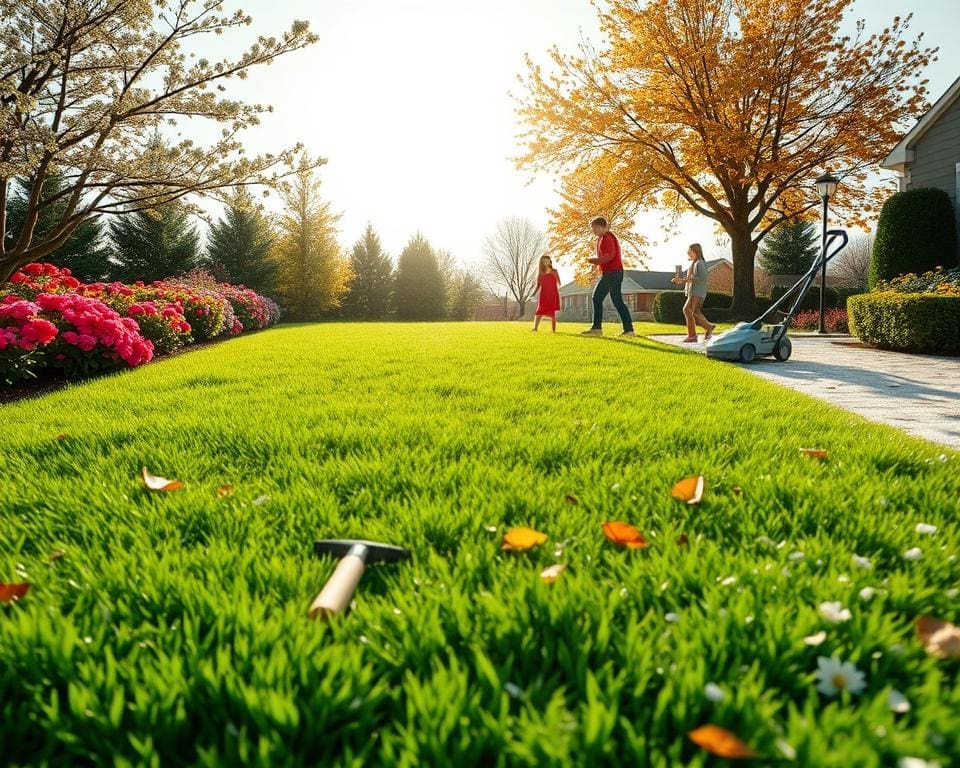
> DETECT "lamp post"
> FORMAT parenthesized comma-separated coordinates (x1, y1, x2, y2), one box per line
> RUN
(815, 172, 839, 334)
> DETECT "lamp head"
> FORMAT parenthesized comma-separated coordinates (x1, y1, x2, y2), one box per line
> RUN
(815, 172, 839, 199)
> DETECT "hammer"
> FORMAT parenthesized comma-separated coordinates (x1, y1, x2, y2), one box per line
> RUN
(309, 539, 410, 619)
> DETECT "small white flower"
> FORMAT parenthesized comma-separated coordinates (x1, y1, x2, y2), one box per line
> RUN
(804, 630, 828, 646)
(703, 682, 725, 702)
(719, 576, 737, 586)
(945, 588, 959, 599)
(757, 535, 777, 547)
(899, 758, 940, 768)
(915, 523, 938, 535)
(252, 494, 270, 506)
(888, 689, 911, 713)
(815, 656, 866, 696)
(503, 682, 524, 699)
(859, 587, 877, 601)
(903, 547, 923, 561)
(819, 601, 852, 623)
(664, 612, 680, 623)
(775, 739, 797, 760)
(789, 550, 805, 561)
(852, 554, 873, 570)
(837, 574, 850, 584)
(610, 483, 621, 492)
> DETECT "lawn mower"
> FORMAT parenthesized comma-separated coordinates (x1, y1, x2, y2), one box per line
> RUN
(705, 228, 849, 363)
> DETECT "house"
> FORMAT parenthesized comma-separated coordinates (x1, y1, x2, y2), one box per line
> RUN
(881, 75, 960, 244)
(559, 259, 733, 321)
(473, 294, 524, 320)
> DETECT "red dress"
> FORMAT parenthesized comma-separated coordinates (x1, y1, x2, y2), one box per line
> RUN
(535, 271, 561, 315)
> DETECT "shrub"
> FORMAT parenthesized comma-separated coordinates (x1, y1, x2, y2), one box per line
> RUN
(848, 292, 960, 355)
(792, 308, 849, 333)
(161, 270, 230, 340)
(79, 282, 192, 354)
(874, 266, 960, 296)
(870, 188, 959, 288)
(652, 291, 732, 324)
(217, 283, 272, 331)
(5, 262, 82, 299)
(0, 297, 59, 383)
(769, 284, 846, 310)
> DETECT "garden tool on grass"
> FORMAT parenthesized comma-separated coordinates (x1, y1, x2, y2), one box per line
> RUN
(309, 539, 410, 619)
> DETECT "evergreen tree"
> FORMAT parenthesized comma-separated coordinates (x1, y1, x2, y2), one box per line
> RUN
(393, 233, 446, 320)
(272, 156, 351, 320)
(205, 189, 278, 295)
(448, 271, 485, 320)
(758, 219, 819, 276)
(108, 203, 200, 283)
(4, 175, 109, 281)
(340, 224, 394, 319)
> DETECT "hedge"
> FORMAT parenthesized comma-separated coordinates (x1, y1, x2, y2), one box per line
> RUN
(769, 284, 848, 310)
(652, 291, 732, 323)
(848, 291, 960, 355)
(870, 188, 959, 288)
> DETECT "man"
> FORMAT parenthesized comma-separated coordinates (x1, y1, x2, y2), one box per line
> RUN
(581, 217, 635, 336)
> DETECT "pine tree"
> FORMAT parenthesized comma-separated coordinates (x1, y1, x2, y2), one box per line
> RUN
(340, 224, 394, 319)
(272, 156, 351, 321)
(205, 189, 277, 295)
(394, 233, 446, 320)
(108, 203, 200, 283)
(4, 175, 109, 282)
(448, 271, 485, 320)
(758, 220, 819, 276)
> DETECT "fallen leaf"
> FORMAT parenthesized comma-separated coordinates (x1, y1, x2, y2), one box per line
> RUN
(676, 533, 690, 546)
(502, 527, 547, 552)
(216, 484, 234, 498)
(55, 433, 69, 441)
(46, 550, 66, 565)
(800, 448, 829, 460)
(540, 563, 567, 583)
(565, 494, 579, 505)
(602, 521, 648, 549)
(732, 486, 743, 496)
(672, 475, 705, 505)
(141, 466, 184, 492)
(0, 583, 30, 603)
(688, 724, 757, 758)
(917, 615, 960, 660)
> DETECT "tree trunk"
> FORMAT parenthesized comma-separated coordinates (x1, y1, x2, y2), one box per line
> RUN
(729, 228, 758, 316)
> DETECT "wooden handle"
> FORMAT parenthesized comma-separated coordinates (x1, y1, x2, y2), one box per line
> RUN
(309, 554, 366, 619)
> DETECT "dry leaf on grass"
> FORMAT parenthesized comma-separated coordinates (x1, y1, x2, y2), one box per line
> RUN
(732, 486, 743, 496)
(917, 615, 960, 660)
(216, 484, 234, 498)
(688, 724, 757, 758)
(0, 583, 30, 603)
(565, 495, 579, 505)
(55, 433, 69, 442)
(46, 550, 66, 565)
(800, 448, 829, 460)
(672, 475, 705, 504)
(141, 466, 184, 492)
(676, 533, 690, 547)
(602, 521, 647, 549)
(540, 563, 567, 583)
(502, 527, 547, 551)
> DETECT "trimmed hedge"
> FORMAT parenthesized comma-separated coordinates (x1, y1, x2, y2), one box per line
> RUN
(652, 291, 732, 323)
(848, 291, 960, 355)
(770, 284, 848, 310)
(870, 188, 959, 288)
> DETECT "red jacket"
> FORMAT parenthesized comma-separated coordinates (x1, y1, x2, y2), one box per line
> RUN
(597, 232, 623, 272)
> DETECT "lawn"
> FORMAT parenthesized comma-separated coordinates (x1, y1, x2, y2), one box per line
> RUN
(1, 322, 958, 767)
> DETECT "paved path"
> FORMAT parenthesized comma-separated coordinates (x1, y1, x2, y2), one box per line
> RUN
(650, 334, 960, 450)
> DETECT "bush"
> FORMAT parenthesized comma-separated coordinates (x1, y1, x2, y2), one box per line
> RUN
(870, 188, 959, 288)
(848, 292, 960, 354)
(874, 266, 960, 296)
(792, 308, 849, 333)
(769, 284, 846, 310)
(652, 291, 732, 324)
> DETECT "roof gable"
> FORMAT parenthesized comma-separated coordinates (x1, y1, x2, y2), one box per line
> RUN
(882, 76, 960, 171)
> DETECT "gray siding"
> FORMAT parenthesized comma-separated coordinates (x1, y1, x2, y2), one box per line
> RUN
(908, 96, 960, 242)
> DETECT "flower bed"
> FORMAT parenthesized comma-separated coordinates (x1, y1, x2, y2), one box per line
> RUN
(791, 308, 849, 334)
(0, 264, 280, 383)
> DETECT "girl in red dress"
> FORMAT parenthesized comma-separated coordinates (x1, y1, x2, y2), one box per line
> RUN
(532, 255, 561, 332)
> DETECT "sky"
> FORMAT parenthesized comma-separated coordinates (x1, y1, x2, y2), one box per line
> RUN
(191, 0, 960, 276)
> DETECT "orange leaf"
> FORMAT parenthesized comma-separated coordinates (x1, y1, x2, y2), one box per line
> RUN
(688, 724, 757, 758)
(141, 466, 184, 492)
(917, 615, 960, 660)
(672, 475, 705, 505)
(565, 494, 579, 505)
(540, 563, 567, 583)
(800, 448, 829, 460)
(217, 484, 234, 498)
(602, 521, 647, 549)
(0, 583, 30, 603)
(502, 527, 548, 551)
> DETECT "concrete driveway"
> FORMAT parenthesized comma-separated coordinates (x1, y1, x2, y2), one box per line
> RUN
(650, 334, 960, 450)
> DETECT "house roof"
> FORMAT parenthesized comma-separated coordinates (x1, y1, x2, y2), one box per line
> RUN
(560, 258, 730, 295)
(881, 76, 960, 172)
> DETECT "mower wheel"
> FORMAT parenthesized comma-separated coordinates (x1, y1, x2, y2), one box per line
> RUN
(739, 344, 757, 363)
(773, 337, 792, 362)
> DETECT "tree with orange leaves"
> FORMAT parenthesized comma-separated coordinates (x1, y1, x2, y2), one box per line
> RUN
(516, 0, 934, 310)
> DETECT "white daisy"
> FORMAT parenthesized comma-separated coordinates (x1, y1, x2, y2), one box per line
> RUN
(703, 682, 725, 702)
(789, 551, 805, 561)
(915, 523, 938, 535)
(903, 547, 923, 561)
(888, 689, 911, 713)
(804, 630, 827, 646)
(851, 554, 873, 570)
(859, 587, 877, 601)
(664, 612, 680, 623)
(818, 601, 852, 623)
(815, 656, 866, 696)
(898, 758, 940, 768)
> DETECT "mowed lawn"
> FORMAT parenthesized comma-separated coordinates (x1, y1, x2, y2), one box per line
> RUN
(1, 322, 958, 767)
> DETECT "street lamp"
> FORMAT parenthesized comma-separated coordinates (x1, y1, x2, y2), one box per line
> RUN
(815, 172, 839, 334)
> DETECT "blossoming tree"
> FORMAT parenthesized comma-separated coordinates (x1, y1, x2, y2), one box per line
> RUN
(516, 0, 934, 311)
(0, 0, 318, 282)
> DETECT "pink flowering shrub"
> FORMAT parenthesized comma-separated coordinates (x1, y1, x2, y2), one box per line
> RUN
(6, 262, 82, 299)
(0, 297, 59, 383)
(78, 282, 191, 354)
(793, 308, 849, 333)
(217, 283, 270, 331)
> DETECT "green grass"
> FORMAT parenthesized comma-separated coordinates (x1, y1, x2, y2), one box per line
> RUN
(1, 322, 958, 767)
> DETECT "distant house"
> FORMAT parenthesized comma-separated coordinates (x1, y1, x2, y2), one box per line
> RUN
(473, 294, 524, 320)
(881, 75, 960, 242)
(559, 259, 733, 321)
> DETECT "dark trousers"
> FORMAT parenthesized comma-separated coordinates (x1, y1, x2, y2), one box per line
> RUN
(591, 269, 634, 331)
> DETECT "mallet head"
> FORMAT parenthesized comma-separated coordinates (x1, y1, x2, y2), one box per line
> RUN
(314, 539, 410, 564)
